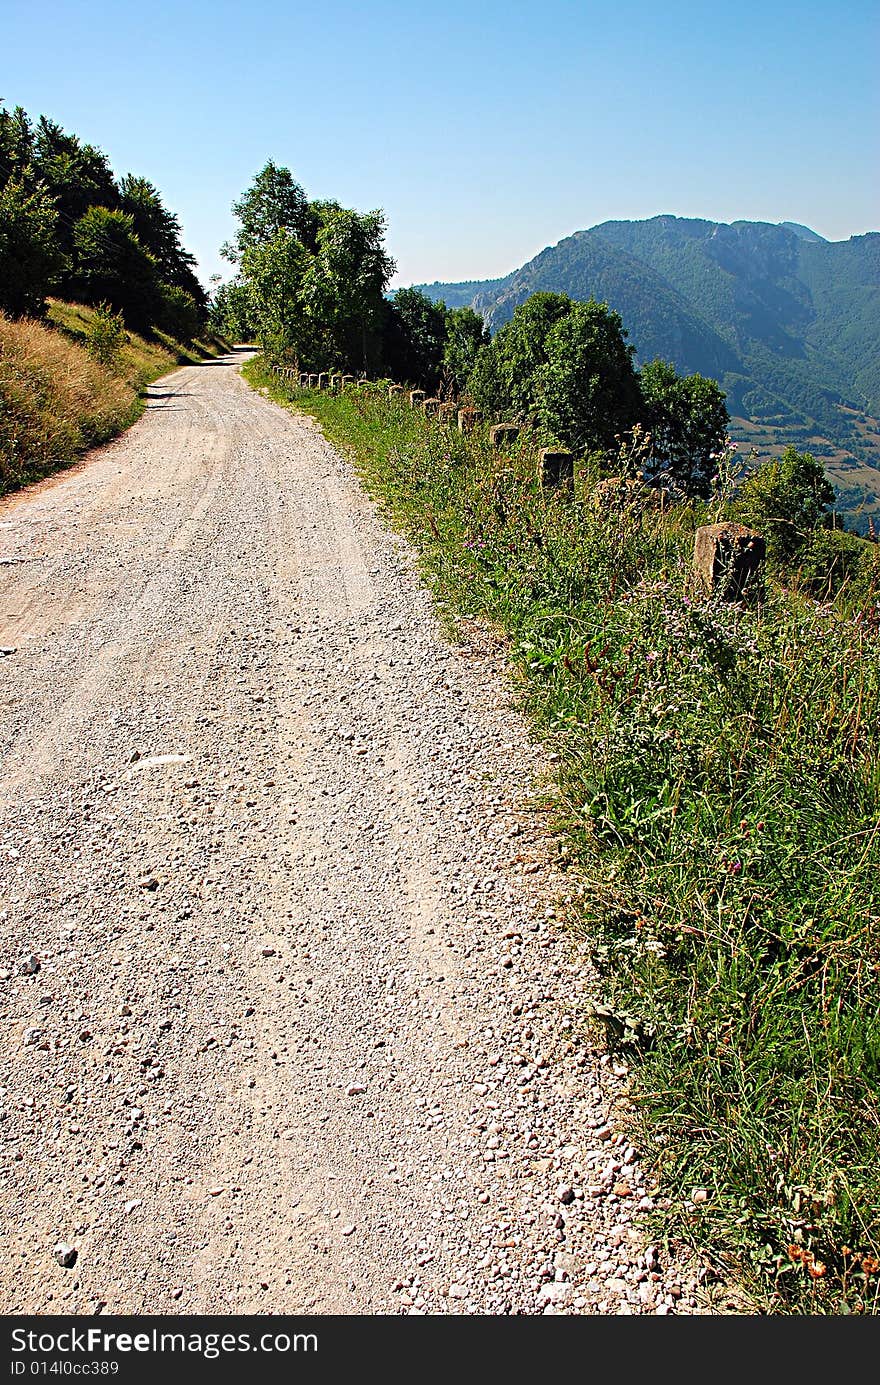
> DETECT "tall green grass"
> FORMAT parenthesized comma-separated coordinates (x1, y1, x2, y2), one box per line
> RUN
(247, 359, 880, 1313)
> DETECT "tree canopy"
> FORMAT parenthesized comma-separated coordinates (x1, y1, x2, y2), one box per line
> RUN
(225, 162, 395, 372)
(0, 99, 205, 336)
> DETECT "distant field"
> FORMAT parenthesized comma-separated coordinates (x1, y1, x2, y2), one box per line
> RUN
(730, 404, 880, 534)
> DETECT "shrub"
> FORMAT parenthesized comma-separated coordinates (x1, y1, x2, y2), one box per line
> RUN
(83, 302, 127, 369)
(155, 284, 202, 344)
(737, 445, 836, 561)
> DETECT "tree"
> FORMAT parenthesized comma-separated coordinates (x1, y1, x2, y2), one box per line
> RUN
(442, 306, 489, 394)
(119, 175, 206, 309)
(223, 161, 314, 263)
(31, 117, 118, 255)
(302, 205, 394, 371)
(383, 287, 448, 388)
(638, 358, 729, 496)
(537, 299, 641, 452)
(71, 206, 160, 332)
(241, 228, 312, 362)
(737, 445, 836, 561)
(0, 104, 35, 180)
(0, 176, 63, 317)
(470, 292, 573, 418)
(209, 277, 256, 342)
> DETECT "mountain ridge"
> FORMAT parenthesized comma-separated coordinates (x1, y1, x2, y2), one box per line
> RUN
(411, 215, 880, 528)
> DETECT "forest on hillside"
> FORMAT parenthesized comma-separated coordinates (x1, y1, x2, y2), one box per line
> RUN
(0, 100, 207, 342)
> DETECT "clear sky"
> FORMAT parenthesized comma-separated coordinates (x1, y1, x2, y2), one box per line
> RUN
(3, 0, 878, 291)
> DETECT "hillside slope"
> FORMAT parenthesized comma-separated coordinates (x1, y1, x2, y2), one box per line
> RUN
(414, 216, 880, 528)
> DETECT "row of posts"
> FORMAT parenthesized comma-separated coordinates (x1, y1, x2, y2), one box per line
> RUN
(270, 365, 765, 600)
(271, 366, 575, 487)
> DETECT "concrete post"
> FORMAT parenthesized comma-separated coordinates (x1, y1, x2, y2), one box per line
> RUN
(389, 385, 404, 399)
(490, 423, 520, 448)
(438, 402, 459, 424)
(423, 397, 440, 415)
(317, 372, 328, 390)
(693, 523, 765, 601)
(410, 390, 426, 409)
(458, 408, 482, 433)
(540, 449, 574, 488)
(342, 375, 355, 389)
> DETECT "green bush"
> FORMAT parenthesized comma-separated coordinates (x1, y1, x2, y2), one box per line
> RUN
(737, 445, 836, 561)
(83, 301, 127, 369)
(155, 284, 202, 344)
(797, 526, 879, 601)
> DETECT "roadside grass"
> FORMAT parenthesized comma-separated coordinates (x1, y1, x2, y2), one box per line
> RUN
(246, 359, 880, 1314)
(0, 302, 229, 495)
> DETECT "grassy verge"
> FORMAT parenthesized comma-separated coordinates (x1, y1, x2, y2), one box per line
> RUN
(0, 302, 229, 495)
(246, 358, 880, 1314)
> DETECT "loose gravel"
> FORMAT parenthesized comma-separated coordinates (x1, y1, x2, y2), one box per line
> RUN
(0, 351, 709, 1314)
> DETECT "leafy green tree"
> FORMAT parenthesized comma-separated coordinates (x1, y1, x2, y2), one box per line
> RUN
(0, 103, 35, 180)
(638, 358, 729, 496)
(241, 228, 312, 362)
(119, 175, 206, 309)
(302, 205, 394, 371)
(737, 444, 836, 560)
(442, 306, 489, 394)
(383, 287, 448, 388)
(223, 161, 315, 263)
(0, 176, 63, 317)
(470, 292, 572, 417)
(208, 277, 256, 341)
(537, 299, 641, 451)
(71, 206, 160, 332)
(32, 116, 118, 254)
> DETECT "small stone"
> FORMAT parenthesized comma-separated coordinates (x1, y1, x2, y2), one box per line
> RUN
(17, 955, 40, 976)
(208, 1186, 225, 1197)
(346, 1084, 367, 1096)
(538, 1281, 573, 1304)
(341, 1224, 356, 1236)
(137, 876, 159, 891)
(23, 1028, 43, 1046)
(54, 1243, 77, 1268)
(261, 947, 276, 957)
(557, 1184, 575, 1205)
(692, 1188, 709, 1203)
(124, 1199, 142, 1214)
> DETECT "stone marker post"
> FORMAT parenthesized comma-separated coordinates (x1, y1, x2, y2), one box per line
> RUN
(540, 448, 574, 488)
(490, 423, 520, 448)
(693, 523, 766, 601)
(409, 390, 426, 409)
(458, 408, 481, 433)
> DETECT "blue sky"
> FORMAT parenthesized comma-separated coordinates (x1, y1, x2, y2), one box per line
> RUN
(3, 0, 878, 290)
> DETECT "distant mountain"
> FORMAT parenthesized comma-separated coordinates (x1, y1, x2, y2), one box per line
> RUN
(413, 217, 880, 530)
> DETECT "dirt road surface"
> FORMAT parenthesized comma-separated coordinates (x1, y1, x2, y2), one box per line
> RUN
(0, 351, 702, 1314)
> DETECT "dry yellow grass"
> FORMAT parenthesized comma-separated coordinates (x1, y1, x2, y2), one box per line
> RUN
(0, 303, 227, 494)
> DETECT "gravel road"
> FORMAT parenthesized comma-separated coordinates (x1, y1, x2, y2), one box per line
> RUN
(0, 350, 706, 1314)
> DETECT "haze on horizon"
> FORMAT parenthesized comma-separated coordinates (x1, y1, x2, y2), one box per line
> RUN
(2, 0, 877, 291)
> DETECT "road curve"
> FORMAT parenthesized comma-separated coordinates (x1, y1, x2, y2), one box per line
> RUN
(0, 351, 700, 1314)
